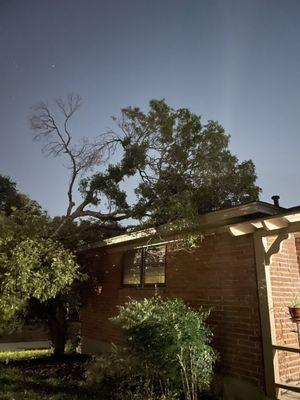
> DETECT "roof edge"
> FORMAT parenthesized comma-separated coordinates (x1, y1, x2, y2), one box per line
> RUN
(77, 201, 286, 252)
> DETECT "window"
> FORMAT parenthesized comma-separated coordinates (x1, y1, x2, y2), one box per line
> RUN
(122, 250, 142, 285)
(122, 245, 166, 286)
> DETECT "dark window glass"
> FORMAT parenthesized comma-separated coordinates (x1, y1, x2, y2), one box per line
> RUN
(122, 245, 166, 286)
(144, 245, 166, 285)
(123, 250, 142, 285)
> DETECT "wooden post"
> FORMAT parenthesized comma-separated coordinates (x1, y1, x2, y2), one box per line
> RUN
(254, 234, 279, 399)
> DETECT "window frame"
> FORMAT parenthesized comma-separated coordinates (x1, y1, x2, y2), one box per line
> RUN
(121, 244, 167, 288)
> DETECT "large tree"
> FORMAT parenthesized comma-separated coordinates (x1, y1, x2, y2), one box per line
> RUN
(30, 96, 260, 233)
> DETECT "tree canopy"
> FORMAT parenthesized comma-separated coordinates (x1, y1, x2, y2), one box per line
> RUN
(31, 96, 260, 232)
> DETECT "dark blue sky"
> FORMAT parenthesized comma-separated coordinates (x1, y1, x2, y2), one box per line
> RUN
(1, 0, 300, 215)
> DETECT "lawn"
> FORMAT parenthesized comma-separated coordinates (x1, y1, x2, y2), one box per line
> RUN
(0, 349, 217, 400)
(0, 350, 97, 400)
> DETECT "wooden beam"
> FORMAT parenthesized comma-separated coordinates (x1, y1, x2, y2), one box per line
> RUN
(229, 223, 255, 236)
(262, 217, 289, 231)
(256, 221, 300, 238)
(229, 217, 300, 238)
(251, 221, 264, 229)
(284, 212, 300, 223)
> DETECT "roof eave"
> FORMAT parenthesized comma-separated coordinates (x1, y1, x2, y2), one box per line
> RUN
(77, 201, 285, 252)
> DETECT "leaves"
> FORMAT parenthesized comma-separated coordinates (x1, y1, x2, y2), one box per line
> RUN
(0, 235, 84, 331)
(110, 297, 217, 395)
(0, 175, 25, 215)
(30, 97, 260, 233)
(84, 99, 260, 226)
(0, 179, 86, 333)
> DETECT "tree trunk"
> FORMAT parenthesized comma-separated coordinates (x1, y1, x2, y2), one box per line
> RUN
(48, 298, 68, 357)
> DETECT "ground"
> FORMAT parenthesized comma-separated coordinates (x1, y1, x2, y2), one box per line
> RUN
(0, 349, 218, 400)
(0, 350, 97, 400)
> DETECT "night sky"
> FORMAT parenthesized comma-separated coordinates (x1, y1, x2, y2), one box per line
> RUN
(1, 0, 300, 216)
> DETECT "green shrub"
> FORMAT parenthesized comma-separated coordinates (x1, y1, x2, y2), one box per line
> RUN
(86, 297, 217, 400)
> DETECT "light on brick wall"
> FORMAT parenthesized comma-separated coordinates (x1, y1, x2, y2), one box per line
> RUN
(95, 285, 102, 295)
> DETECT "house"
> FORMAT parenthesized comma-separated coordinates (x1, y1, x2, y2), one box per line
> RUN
(79, 200, 300, 400)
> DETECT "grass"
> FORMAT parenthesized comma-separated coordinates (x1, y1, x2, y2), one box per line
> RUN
(0, 349, 97, 400)
(0, 350, 217, 400)
(0, 349, 51, 362)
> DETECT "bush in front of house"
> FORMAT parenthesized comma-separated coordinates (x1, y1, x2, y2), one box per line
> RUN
(86, 297, 217, 400)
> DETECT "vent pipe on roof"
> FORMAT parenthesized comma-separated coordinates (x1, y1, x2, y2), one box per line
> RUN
(271, 195, 280, 207)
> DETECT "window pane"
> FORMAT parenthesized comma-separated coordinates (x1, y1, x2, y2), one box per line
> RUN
(123, 250, 142, 285)
(144, 245, 166, 284)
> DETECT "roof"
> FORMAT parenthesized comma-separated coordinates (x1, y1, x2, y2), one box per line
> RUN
(78, 201, 287, 252)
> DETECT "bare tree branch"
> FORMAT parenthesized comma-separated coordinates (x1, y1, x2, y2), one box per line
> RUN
(76, 210, 129, 221)
(31, 95, 127, 238)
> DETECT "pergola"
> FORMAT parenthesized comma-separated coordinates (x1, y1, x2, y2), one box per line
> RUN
(229, 208, 300, 399)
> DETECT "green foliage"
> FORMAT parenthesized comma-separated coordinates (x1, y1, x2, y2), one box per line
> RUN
(0, 202, 50, 252)
(0, 181, 86, 334)
(0, 236, 83, 332)
(81, 99, 260, 226)
(50, 216, 123, 250)
(114, 297, 217, 393)
(290, 293, 300, 307)
(0, 174, 21, 214)
(85, 346, 179, 400)
(86, 297, 217, 399)
(30, 97, 260, 235)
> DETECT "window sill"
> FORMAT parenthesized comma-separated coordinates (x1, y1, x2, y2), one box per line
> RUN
(121, 284, 166, 289)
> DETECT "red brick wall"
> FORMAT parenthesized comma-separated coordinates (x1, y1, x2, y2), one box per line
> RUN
(80, 232, 264, 389)
(269, 234, 300, 384)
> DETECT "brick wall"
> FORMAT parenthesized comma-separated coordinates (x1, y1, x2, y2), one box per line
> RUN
(80, 232, 264, 389)
(269, 234, 300, 384)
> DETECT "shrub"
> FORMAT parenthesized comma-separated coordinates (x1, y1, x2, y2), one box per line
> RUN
(86, 297, 217, 400)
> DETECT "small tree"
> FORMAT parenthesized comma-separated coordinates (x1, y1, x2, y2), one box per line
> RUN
(0, 176, 86, 356)
(0, 233, 85, 355)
